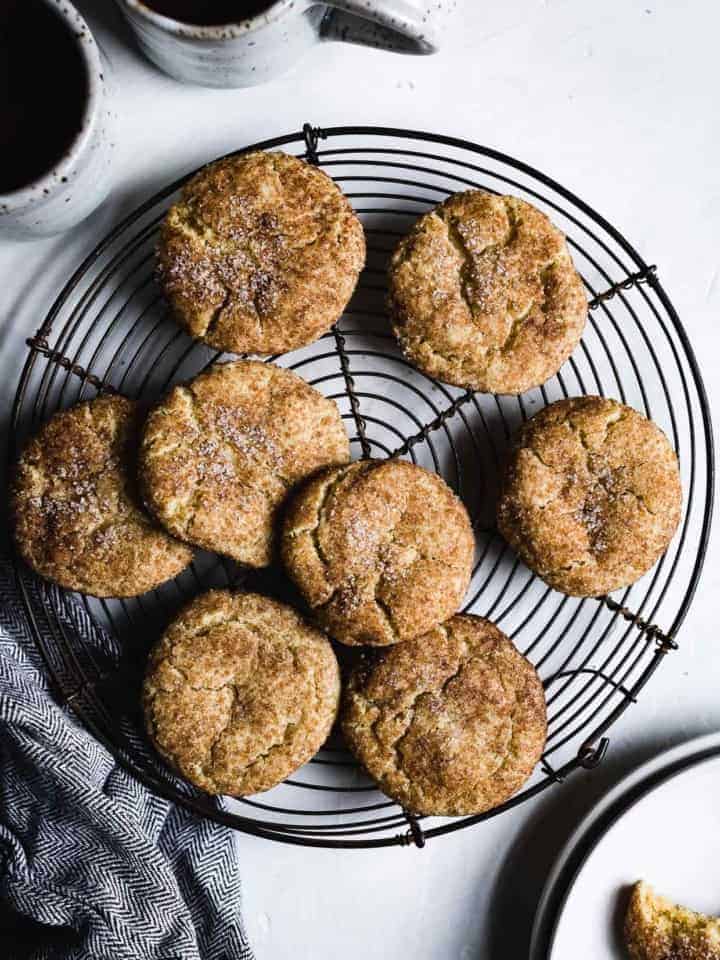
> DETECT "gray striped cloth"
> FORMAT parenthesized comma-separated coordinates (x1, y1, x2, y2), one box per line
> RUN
(0, 554, 254, 960)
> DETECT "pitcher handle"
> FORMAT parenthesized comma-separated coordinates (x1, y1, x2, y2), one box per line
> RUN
(320, 0, 447, 55)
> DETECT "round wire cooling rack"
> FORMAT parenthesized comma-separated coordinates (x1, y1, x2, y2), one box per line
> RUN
(9, 124, 714, 849)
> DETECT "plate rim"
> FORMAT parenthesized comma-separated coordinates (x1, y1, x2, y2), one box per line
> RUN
(530, 730, 720, 959)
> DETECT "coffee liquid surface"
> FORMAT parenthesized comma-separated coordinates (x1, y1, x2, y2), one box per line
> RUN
(0, 0, 88, 194)
(141, 1, 274, 24)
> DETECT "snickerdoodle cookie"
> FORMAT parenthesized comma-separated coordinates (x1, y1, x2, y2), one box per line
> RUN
(624, 881, 720, 960)
(497, 396, 682, 596)
(12, 395, 192, 597)
(157, 151, 366, 355)
(139, 360, 350, 568)
(388, 191, 587, 394)
(143, 589, 341, 795)
(281, 459, 475, 647)
(342, 614, 546, 815)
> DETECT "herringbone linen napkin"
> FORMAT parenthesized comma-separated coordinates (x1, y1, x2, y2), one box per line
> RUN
(0, 554, 254, 960)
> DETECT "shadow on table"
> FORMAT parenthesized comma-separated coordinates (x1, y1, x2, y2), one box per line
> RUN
(484, 726, 713, 958)
(0, 901, 82, 959)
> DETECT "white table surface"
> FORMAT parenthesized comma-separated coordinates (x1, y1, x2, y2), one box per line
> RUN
(1, 1, 719, 957)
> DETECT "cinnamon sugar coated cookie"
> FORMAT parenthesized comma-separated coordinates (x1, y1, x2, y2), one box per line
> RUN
(281, 459, 475, 647)
(388, 191, 587, 394)
(12, 395, 192, 597)
(497, 397, 682, 596)
(143, 590, 341, 795)
(157, 151, 366, 354)
(342, 615, 546, 815)
(139, 360, 350, 567)
(624, 881, 720, 960)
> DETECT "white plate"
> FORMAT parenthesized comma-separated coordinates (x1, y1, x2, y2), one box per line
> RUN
(531, 732, 720, 959)
(549, 744, 720, 958)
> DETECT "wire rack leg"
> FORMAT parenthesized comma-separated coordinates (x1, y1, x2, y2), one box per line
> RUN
(303, 122, 372, 458)
(26, 335, 117, 395)
(391, 388, 475, 459)
(402, 810, 426, 848)
(588, 265, 657, 310)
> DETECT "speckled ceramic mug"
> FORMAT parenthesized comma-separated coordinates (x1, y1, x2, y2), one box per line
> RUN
(117, 0, 453, 88)
(0, 1, 112, 241)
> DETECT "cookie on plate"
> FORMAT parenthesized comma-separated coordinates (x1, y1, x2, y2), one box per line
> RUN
(157, 151, 366, 355)
(139, 360, 350, 567)
(143, 589, 341, 795)
(624, 880, 720, 960)
(281, 459, 475, 647)
(388, 191, 587, 394)
(497, 396, 682, 596)
(12, 395, 192, 597)
(342, 614, 546, 815)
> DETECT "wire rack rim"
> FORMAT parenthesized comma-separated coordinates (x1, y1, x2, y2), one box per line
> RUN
(8, 123, 716, 850)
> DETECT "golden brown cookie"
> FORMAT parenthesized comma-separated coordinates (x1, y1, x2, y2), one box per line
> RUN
(624, 881, 720, 960)
(12, 395, 192, 597)
(342, 614, 546, 815)
(388, 191, 587, 394)
(143, 589, 341, 795)
(497, 396, 682, 596)
(139, 360, 350, 567)
(157, 151, 366, 355)
(281, 458, 475, 647)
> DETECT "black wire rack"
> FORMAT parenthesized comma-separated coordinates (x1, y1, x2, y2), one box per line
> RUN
(8, 124, 714, 849)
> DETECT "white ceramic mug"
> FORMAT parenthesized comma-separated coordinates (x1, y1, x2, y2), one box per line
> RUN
(117, 0, 454, 88)
(0, 1, 113, 241)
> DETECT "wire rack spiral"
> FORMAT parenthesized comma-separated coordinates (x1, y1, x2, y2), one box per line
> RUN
(9, 125, 714, 849)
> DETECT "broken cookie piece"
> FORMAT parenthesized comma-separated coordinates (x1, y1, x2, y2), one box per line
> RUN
(625, 880, 720, 960)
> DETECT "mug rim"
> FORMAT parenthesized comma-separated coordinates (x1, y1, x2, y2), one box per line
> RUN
(121, 0, 307, 37)
(0, 0, 104, 208)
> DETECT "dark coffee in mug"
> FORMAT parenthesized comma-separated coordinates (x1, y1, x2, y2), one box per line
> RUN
(0, 0, 88, 194)
(141, 1, 274, 25)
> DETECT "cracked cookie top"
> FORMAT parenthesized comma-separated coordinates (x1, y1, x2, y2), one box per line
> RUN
(497, 396, 682, 596)
(12, 395, 192, 597)
(139, 360, 350, 567)
(281, 459, 475, 647)
(342, 614, 546, 815)
(387, 191, 587, 394)
(157, 151, 366, 355)
(143, 589, 341, 796)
